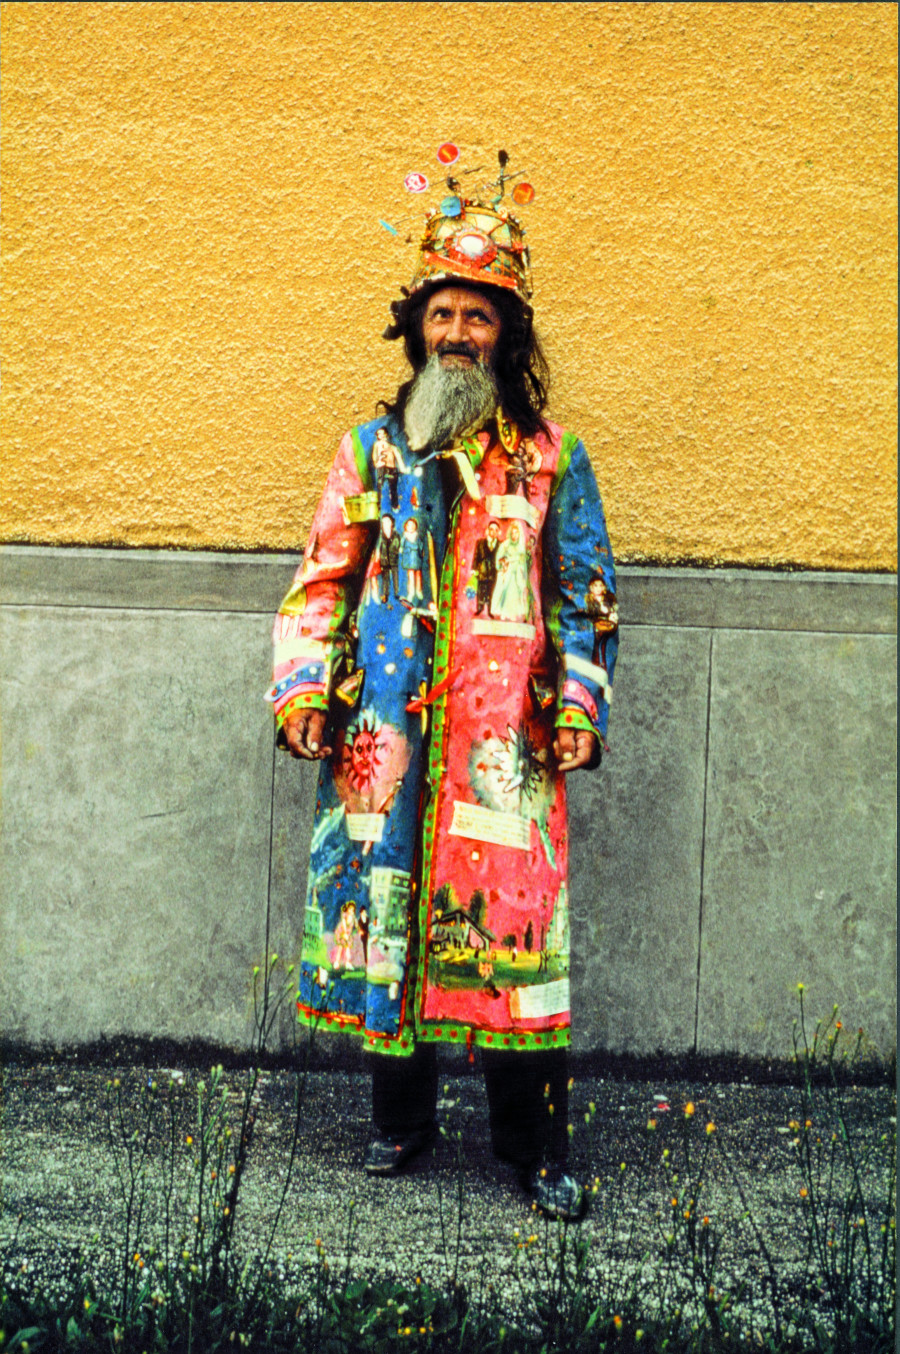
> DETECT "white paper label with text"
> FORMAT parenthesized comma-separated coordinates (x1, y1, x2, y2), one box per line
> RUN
(509, 979, 571, 1020)
(448, 801, 531, 851)
(345, 812, 386, 843)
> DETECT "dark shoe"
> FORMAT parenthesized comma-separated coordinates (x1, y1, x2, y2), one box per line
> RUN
(519, 1164, 588, 1223)
(364, 1125, 436, 1177)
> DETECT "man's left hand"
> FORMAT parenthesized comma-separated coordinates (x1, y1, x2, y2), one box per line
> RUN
(553, 728, 599, 773)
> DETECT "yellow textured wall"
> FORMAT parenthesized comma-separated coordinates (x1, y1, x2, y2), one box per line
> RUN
(2, 1, 896, 568)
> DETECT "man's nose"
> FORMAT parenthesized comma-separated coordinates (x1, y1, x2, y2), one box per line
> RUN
(446, 309, 468, 343)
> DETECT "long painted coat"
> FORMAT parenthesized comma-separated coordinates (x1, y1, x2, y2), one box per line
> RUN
(267, 414, 618, 1058)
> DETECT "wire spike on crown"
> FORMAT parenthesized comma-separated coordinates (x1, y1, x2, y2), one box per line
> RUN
(406, 149, 534, 303)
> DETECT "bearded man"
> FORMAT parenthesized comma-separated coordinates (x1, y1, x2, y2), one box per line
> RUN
(266, 180, 618, 1222)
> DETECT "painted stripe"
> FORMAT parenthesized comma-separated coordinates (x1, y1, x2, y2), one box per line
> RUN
(550, 430, 578, 498)
(350, 426, 374, 490)
(564, 651, 613, 696)
(416, 495, 462, 1028)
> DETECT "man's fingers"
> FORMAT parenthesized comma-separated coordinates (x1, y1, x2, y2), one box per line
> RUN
(553, 729, 597, 773)
(283, 710, 332, 760)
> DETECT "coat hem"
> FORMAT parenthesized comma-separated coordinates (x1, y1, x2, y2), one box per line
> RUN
(296, 1001, 571, 1056)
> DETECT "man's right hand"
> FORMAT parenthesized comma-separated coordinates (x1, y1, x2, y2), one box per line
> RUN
(282, 709, 333, 761)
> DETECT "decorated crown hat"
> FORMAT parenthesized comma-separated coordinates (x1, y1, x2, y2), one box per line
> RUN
(406, 149, 534, 303)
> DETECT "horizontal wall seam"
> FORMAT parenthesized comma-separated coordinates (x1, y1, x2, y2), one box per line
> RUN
(2, 551, 896, 634)
(0, 603, 274, 620)
(1, 601, 895, 641)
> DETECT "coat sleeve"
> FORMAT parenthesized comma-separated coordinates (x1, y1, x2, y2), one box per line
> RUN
(541, 433, 619, 744)
(265, 429, 375, 730)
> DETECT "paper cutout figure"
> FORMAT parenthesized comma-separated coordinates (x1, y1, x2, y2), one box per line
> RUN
(491, 522, 531, 623)
(378, 515, 400, 602)
(400, 517, 425, 602)
(472, 520, 501, 616)
(373, 426, 407, 510)
(586, 575, 619, 668)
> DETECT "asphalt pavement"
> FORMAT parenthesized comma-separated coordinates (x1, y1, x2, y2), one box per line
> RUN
(1, 1048, 894, 1329)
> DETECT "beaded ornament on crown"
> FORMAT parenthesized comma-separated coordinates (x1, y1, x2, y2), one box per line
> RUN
(403, 149, 534, 305)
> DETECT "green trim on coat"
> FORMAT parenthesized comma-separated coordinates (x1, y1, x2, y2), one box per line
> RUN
(351, 426, 375, 490)
(550, 430, 579, 498)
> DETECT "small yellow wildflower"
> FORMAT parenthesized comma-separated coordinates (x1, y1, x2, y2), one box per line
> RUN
(684, 1102, 695, 1117)
(613, 1313, 623, 1330)
(706, 1122, 716, 1135)
(800, 1187, 809, 1199)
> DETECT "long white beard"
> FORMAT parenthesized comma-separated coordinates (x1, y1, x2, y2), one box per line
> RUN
(403, 354, 499, 452)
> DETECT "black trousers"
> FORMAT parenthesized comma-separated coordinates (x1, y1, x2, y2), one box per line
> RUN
(371, 1043, 570, 1169)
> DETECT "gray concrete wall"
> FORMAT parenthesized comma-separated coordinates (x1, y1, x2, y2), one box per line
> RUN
(1, 547, 895, 1060)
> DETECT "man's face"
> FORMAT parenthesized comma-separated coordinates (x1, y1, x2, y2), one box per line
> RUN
(487, 522, 500, 545)
(422, 286, 502, 371)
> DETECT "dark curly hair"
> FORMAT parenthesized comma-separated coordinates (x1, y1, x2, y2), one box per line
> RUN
(378, 280, 551, 439)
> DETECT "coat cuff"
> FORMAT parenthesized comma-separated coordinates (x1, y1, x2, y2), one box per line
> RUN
(557, 675, 605, 736)
(274, 690, 329, 732)
(555, 707, 596, 735)
(266, 659, 329, 720)
(555, 707, 602, 769)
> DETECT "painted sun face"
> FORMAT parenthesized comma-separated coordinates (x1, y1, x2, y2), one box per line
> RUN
(331, 710, 411, 816)
(349, 730, 378, 789)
